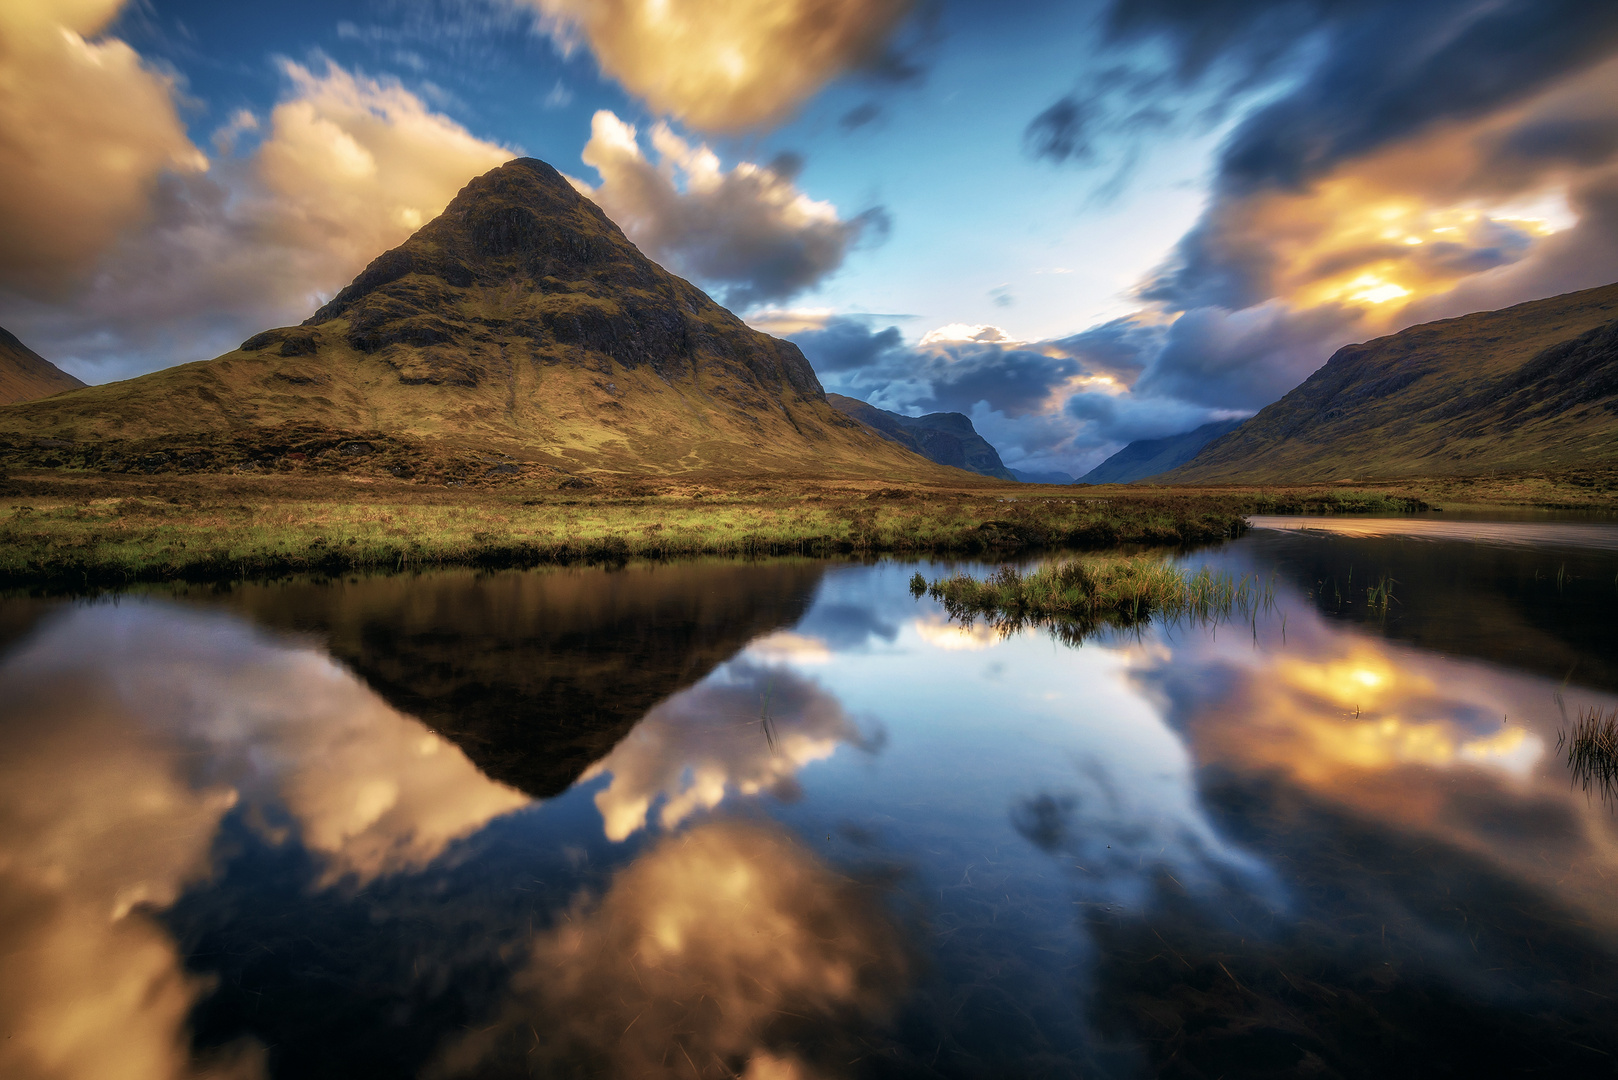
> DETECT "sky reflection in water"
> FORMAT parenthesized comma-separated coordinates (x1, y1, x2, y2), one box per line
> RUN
(1, 526, 1617, 1078)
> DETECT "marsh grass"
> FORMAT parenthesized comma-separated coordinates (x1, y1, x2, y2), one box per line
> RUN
(1559, 706, 1618, 804)
(927, 556, 1275, 645)
(0, 467, 1440, 589)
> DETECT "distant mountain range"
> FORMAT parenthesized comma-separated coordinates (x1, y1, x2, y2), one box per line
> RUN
(1078, 419, 1245, 485)
(825, 393, 1016, 480)
(1009, 468, 1075, 485)
(0, 159, 962, 483)
(0, 326, 83, 406)
(1167, 282, 1618, 483)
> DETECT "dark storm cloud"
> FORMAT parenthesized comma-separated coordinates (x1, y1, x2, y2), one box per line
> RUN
(1104, 0, 1618, 308)
(791, 317, 908, 372)
(840, 102, 883, 131)
(787, 317, 1254, 473)
(1045, 315, 1162, 387)
(1024, 95, 1099, 164)
(788, 319, 1079, 417)
(1063, 388, 1228, 446)
(1134, 302, 1358, 411)
(915, 343, 1081, 417)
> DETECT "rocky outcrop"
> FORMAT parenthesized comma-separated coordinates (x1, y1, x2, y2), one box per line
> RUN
(826, 393, 1016, 480)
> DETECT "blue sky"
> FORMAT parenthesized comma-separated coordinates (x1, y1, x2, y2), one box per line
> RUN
(4, 0, 1617, 474)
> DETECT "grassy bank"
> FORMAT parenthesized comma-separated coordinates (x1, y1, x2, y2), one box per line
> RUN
(924, 556, 1271, 644)
(0, 469, 1445, 589)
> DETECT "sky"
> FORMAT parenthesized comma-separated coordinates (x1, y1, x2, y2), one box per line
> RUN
(3, 0, 1618, 476)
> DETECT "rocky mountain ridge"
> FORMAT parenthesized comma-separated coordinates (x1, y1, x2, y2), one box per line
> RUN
(825, 393, 1016, 480)
(1078, 419, 1244, 485)
(0, 159, 957, 483)
(1167, 282, 1618, 483)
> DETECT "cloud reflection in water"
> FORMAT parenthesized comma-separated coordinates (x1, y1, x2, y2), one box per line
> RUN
(585, 658, 875, 841)
(433, 820, 908, 1080)
(0, 601, 530, 1080)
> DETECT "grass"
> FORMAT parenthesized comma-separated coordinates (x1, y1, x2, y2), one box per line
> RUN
(923, 555, 1274, 645)
(1559, 706, 1618, 804)
(0, 466, 1467, 591)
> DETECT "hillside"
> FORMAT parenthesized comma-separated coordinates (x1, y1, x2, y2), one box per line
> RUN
(1167, 283, 1618, 483)
(1079, 419, 1245, 484)
(0, 159, 955, 483)
(0, 326, 83, 406)
(826, 393, 1016, 480)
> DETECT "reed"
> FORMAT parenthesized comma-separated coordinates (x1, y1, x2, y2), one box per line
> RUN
(1559, 706, 1618, 802)
(926, 556, 1274, 644)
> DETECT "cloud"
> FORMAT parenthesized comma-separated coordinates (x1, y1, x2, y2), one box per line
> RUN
(576, 110, 881, 308)
(0, 0, 207, 296)
(787, 315, 1228, 472)
(988, 0, 1618, 470)
(433, 820, 909, 1079)
(0, 54, 514, 381)
(0, 600, 528, 1080)
(582, 660, 873, 842)
(1115, 1, 1618, 321)
(840, 102, 882, 131)
(515, 0, 916, 132)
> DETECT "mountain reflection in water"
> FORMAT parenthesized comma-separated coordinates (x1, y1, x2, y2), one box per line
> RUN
(0, 526, 1615, 1078)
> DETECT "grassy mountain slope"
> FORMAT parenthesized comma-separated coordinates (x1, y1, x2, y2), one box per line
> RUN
(0, 326, 83, 406)
(1166, 282, 1618, 483)
(0, 159, 953, 483)
(1080, 419, 1245, 484)
(825, 392, 1016, 480)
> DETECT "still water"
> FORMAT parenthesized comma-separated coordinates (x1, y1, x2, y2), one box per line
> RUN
(2, 519, 1617, 1079)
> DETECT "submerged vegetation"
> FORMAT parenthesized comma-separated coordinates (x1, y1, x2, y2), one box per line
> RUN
(1559, 706, 1618, 803)
(926, 556, 1274, 644)
(0, 468, 1435, 589)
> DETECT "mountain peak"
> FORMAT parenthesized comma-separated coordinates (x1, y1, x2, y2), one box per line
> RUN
(307, 158, 640, 325)
(0, 157, 962, 483)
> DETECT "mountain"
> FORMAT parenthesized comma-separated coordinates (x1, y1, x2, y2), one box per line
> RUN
(0, 326, 83, 406)
(205, 561, 825, 799)
(1009, 468, 1075, 485)
(0, 159, 952, 482)
(825, 393, 1016, 480)
(1166, 282, 1618, 483)
(1078, 419, 1246, 484)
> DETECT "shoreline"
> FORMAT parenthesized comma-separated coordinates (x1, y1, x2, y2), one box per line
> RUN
(0, 466, 1609, 592)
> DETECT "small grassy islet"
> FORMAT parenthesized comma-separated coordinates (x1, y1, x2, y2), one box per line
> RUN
(921, 555, 1275, 645)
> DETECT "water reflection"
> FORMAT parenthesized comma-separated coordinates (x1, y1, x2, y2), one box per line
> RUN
(0, 602, 527, 1080)
(188, 562, 827, 798)
(584, 660, 877, 841)
(1, 527, 1615, 1078)
(435, 820, 908, 1080)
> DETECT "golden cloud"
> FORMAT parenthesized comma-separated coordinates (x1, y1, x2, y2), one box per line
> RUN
(0, 0, 207, 294)
(3, 56, 514, 379)
(583, 663, 866, 841)
(1134, 617, 1618, 926)
(252, 60, 515, 297)
(1182, 56, 1618, 330)
(577, 109, 871, 306)
(522, 0, 914, 131)
(0, 602, 528, 1080)
(433, 820, 908, 1079)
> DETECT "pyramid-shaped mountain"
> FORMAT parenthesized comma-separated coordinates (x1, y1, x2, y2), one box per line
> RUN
(0, 159, 947, 481)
